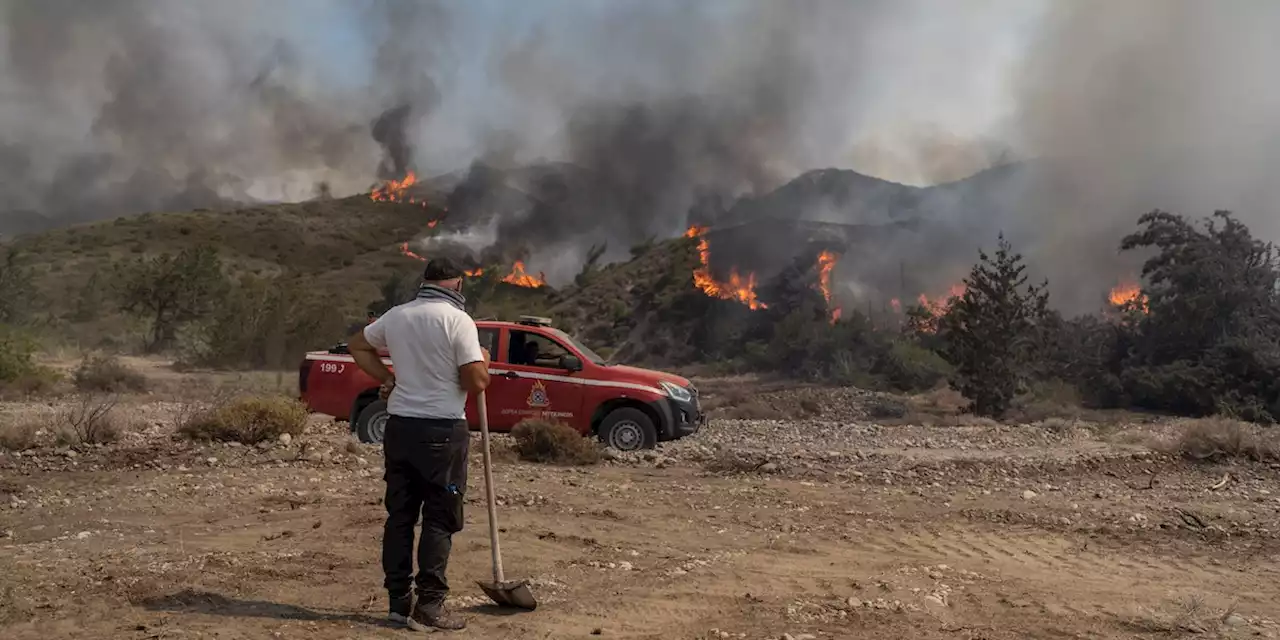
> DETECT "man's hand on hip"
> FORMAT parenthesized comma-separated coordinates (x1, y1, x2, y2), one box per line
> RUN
(379, 375, 396, 400)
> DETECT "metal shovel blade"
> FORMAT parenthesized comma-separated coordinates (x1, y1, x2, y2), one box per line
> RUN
(477, 579, 538, 610)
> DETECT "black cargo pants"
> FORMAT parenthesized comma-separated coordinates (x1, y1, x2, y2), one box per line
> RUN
(381, 415, 469, 605)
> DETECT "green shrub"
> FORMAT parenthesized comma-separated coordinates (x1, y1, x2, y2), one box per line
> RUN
(73, 355, 148, 393)
(875, 341, 953, 392)
(178, 395, 308, 444)
(0, 329, 59, 396)
(510, 419, 600, 465)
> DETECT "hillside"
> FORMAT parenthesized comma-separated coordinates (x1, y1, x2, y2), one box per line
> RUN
(1, 161, 1032, 360)
(6, 194, 442, 319)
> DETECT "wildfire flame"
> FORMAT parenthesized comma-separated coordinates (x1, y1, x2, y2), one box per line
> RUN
(892, 283, 966, 333)
(371, 171, 419, 202)
(1109, 280, 1149, 313)
(816, 250, 843, 324)
(399, 242, 426, 262)
(502, 261, 547, 288)
(398, 242, 483, 278)
(918, 283, 967, 317)
(684, 225, 767, 310)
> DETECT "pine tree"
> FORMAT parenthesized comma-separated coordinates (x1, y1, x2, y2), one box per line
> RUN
(938, 235, 1049, 417)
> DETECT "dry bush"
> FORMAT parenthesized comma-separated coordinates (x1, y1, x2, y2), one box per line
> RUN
(1030, 417, 1077, 434)
(1161, 417, 1280, 463)
(0, 420, 38, 451)
(178, 394, 308, 444)
(798, 397, 823, 417)
(73, 354, 148, 393)
(509, 419, 600, 465)
(57, 393, 124, 445)
(719, 398, 786, 420)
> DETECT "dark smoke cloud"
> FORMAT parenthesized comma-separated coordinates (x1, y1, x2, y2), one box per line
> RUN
(426, 0, 895, 284)
(9, 0, 1274, 322)
(0, 0, 442, 231)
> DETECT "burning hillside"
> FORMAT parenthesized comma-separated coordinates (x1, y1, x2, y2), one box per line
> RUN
(684, 226, 766, 310)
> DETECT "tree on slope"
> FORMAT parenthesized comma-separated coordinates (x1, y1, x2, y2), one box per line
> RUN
(938, 235, 1048, 417)
(117, 246, 227, 352)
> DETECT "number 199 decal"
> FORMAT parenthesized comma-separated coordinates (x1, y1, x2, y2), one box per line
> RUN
(318, 362, 345, 374)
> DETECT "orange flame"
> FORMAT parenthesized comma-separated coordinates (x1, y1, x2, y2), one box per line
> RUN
(465, 268, 484, 277)
(684, 225, 767, 310)
(1109, 280, 1148, 313)
(399, 242, 426, 262)
(502, 261, 547, 288)
(918, 283, 966, 317)
(371, 171, 418, 202)
(895, 283, 966, 334)
(816, 250, 842, 324)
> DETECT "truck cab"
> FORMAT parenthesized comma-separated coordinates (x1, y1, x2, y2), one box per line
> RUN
(298, 316, 703, 451)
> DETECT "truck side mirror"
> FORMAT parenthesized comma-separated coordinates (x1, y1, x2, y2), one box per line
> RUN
(559, 355, 583, 372)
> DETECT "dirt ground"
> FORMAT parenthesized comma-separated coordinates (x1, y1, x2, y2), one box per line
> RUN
(3, 375, 1280, 639)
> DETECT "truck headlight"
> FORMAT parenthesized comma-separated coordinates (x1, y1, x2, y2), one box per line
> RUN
(660, 381, 692, 403)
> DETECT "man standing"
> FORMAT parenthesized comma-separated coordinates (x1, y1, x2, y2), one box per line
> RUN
(347, 257, 490, 632)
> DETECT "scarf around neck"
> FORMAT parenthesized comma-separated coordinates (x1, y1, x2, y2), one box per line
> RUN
(416, 283, 467, 312)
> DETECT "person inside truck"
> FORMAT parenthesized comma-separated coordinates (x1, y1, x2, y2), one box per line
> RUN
(521, 341, 540, 367)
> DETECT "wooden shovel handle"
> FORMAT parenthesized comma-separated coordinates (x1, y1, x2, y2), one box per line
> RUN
(477, 390, 505, 583)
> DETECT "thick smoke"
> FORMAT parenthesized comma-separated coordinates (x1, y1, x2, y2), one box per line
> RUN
(1006, 0, 1280, 311)
(7, 0, 1277, 318)
(0, 0, 441, 231)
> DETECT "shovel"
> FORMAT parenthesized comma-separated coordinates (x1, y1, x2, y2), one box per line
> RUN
(474, 390, 538, 610)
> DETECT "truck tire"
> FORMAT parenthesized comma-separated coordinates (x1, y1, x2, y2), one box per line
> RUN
(598, 407, 658, 452)
(355, 400, 389, 444)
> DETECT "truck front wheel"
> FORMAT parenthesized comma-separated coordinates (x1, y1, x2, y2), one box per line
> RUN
(598, 407, 657, 452)
(355, 400, 389, 444)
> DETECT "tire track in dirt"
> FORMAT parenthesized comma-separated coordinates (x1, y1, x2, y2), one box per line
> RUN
(696, 521, 1277, 631)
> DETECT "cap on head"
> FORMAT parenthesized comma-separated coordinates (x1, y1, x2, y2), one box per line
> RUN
(422, 257, 465, 282)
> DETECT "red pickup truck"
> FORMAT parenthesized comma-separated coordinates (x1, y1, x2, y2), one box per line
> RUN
(298, 316, 703, 451)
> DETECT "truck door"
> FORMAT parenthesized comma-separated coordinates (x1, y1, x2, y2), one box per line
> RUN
(484, 329, 585, 431)
(464, 326, 500, 430)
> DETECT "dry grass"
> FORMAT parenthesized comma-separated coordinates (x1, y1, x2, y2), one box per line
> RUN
(1157, 417, 1280, 463)
(178, 395, 308, 445)
(0, 419, 38, 451)
(73, 354, 148, 394)
(510, 419, 600, 466)
(12, 196, 438, 322)
(56, 393, 125, 445)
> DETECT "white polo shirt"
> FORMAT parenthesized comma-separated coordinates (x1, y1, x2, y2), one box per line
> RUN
(363, 298, 485, 420)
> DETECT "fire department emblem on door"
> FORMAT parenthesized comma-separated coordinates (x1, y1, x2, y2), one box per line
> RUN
(527, 379, 551, 408)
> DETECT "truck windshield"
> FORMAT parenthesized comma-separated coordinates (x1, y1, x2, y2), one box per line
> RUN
(552, 329, 608, 366)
